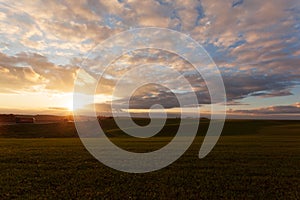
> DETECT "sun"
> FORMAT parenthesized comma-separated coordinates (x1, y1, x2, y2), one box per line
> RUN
(65, 101, 74, 112)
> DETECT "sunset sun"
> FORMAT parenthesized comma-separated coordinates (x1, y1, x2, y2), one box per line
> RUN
(66, 103, 73, 112)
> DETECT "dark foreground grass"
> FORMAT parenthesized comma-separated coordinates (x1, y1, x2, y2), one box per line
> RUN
(0, 135, 299, 199)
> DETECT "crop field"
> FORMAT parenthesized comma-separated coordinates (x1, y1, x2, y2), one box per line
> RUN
(0, 120, 299, 199)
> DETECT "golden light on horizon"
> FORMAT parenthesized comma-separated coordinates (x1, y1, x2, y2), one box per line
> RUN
(66, 102, 74, 112)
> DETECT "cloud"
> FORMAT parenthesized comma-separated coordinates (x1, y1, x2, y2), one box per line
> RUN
(0, 0, 299, 115)
(230, 103, 300, 115)
(0, 52, 78, 93)
(48, 107, 69, 111)
(225, 101, 249, 106)
(221, 72, 299, 101)
(232, 0, 244, 8)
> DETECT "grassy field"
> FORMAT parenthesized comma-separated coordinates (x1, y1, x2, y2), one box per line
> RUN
(0, 120, 299, 199)
(1, 118, 300, 138)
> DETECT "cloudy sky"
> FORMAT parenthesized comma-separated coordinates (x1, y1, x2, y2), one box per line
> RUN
(0, 0, 299, 118)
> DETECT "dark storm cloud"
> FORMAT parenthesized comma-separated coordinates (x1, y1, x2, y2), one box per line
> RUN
(222, 73, 299, 101)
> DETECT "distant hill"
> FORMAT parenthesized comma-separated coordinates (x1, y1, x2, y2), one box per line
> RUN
(0, 118, 299, 138)
(0, 114, 72, 123)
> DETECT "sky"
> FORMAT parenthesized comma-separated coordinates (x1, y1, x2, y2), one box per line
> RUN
(0, 0, 299, 119)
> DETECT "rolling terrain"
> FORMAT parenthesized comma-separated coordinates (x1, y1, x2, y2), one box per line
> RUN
(0, 119, 299, 199)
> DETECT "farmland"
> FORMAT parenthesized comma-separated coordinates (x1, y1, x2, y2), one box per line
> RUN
(0, 119, 299, 199)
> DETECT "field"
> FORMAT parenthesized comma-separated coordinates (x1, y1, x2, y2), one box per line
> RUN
(0, 119, 299, 199)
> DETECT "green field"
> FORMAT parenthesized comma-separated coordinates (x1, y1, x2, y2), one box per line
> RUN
(0, 120, 299, 199)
